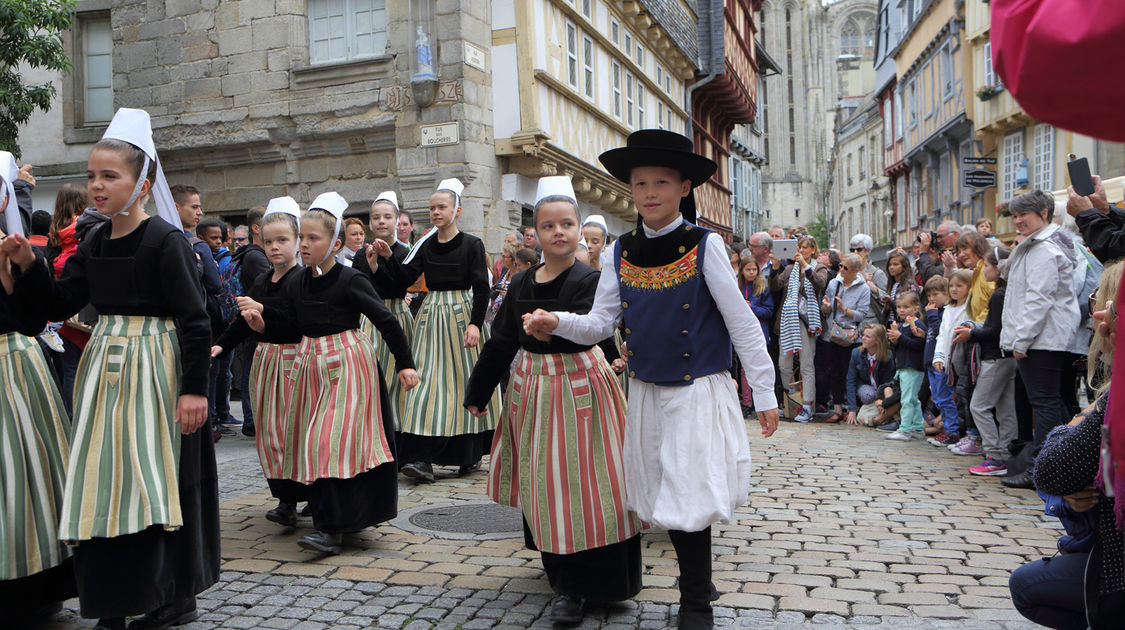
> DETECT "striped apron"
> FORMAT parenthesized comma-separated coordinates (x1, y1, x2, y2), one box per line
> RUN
(284, 330, 393, 483)
(248, 342, 299, 479)
(60, 315, 182, 542)
(0, 333, 71, 579)
(359, 298, 413, 430)
(488, 346, 640, 555)
(401, 289, 500, 437)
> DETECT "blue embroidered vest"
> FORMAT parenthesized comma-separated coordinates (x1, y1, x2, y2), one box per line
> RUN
(614, 221, 732, 386)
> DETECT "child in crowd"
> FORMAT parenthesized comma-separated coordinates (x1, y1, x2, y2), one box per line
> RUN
(844, 324, 895, 426)
(738, 257, 773, 410)
(886, 291, 927, 440)
(211, 198, 307, 525)
(923, 275, 961, 447)
(257, 192, 418, 555)
(960, 247, 1016, 475)
(465, 176, 640, 625)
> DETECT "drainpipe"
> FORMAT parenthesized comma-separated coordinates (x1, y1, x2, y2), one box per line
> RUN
(683, 0, 726, 136)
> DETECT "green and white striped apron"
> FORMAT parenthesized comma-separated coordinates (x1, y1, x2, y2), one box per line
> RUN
(59, 315, 182, 542)
(0, 333, 71, 578)
(359, 298, 413, 430)
(401, 289, 500, 437)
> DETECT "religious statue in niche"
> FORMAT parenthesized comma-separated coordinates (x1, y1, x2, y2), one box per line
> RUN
(414, 26, 437, 81)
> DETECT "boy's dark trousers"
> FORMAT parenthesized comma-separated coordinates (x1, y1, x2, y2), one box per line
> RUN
(669, 527, 713, 628)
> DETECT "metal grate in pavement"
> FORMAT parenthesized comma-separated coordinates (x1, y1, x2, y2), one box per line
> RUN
(408, 502, 523, 535)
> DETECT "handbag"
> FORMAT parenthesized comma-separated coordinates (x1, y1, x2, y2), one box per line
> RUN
(828, 281, 858, 346)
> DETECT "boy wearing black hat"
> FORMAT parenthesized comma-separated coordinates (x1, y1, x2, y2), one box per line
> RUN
(525, 130, 779, 630)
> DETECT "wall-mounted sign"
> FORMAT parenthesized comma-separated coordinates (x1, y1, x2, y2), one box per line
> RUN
(465, 42, 487, 71)
(421, 122, 459, 147)
(963, 157, 997, 165)
(964, 169, 997, 189)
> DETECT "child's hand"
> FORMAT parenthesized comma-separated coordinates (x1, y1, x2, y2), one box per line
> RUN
(887, 327, 901, 343)
(243, 309, 266, 333)
(933, 361, 944, 372)
(0, 232, 35, 267)
(844, 411, 858, 425)
(236, 296, 264, 312)
(398, 368, 420, 391)
(909, 319, 923, 337)
(523, 309, 558, 342)
(466, 404, 487, 418)
(925, 301, 936, 311)
(610, 358, 626, 374)
(175, 394, 208, 435)
(952, 325, 972, 344)
(463, 323, 480, 348)
(210, 345, 223, 358)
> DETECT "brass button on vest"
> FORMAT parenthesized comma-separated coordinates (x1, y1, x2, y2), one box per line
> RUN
(629, 370, 636, 378)
(681, 303, 690, 310)
(682, 353, 691, 359)
(683, 374, 691, 381)
(681, 329, 689, 335)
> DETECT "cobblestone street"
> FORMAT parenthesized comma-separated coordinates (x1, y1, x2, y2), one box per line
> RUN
(47, 417, 1060, 629)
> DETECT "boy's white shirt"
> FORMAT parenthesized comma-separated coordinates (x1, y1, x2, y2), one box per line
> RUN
(554, 216, 778, 411)
(932, 301, 969, 368)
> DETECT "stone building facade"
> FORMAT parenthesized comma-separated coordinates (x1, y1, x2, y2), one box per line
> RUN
(756, 0, 875, 239)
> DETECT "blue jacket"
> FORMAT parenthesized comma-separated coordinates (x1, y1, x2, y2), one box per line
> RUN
(1039, 490, 1096, 554)
(845, 347, 896, 411)
(744, 286, 774, 345)
(891, 316, 927, 371)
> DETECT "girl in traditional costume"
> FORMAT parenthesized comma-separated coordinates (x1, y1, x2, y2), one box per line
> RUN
(1, 108, 219, 630)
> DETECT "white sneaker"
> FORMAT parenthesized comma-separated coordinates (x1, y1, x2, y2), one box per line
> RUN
(886, 430, 915, 441)
(39, 329, 65, 353)
(794, 406, 813, 423)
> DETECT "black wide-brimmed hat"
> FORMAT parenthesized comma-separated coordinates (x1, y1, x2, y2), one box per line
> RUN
(598, 129, 717, 188)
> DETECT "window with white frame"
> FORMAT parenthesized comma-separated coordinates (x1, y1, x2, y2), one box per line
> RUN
(582, 36, 594, 99)
(657, 102, 665, 129)
(911, 167, 922, 225)
(883, 95, 893, 148)
(665, 72, 672, 94)
(635, 44, 644, 70)
(581, 0, 591, 18)
(637, 83, 646, 128)
(624, 31, 632, 55)
(565, 21, 579, 88)
(610, 18, 620, 45)
(894, 89, 904, 139)
(612, 61, 622, 119)
(656, 66, 664, 91)
(80, 15, 113, 124)
(938, 151, 950, 211)
(983, 41, 998, 87)
(896, 177, 906, 231)
(731, 158, 742, 208)
(941, 45, 953, 97)
(1001, 129, 1024, 202)
(907, 79, 917, 127)
(625, 71, 635, 126)
(308, 0, 387, 64)
(1033, 123, 1055, 192)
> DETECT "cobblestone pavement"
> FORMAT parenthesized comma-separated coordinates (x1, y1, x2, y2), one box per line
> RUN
(46, 415, 1059, 629)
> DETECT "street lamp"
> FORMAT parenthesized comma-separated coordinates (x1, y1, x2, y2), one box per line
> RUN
(410, 0, 438, 108)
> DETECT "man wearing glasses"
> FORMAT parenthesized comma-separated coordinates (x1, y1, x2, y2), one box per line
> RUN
(231, 225, 249, 250)
(847, 233, 887, 327)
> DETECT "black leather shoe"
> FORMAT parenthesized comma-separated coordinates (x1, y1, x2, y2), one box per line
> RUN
(1001, 471, 1035, 489)
(709, 581, 719, 601)
(127, 597, 197, 629)
(401, 461, 435, 483)
(298, 530, 342, 555)
(96, 618, 126, 630)
(266, 502, 297, 527)
(549, 595, 584, 625)
(457, 460, 481, 476)
(678, 608, 714, 630)
(241, 421, 255, 438)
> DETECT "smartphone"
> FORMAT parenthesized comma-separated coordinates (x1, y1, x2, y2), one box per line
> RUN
(1068, 154, 1095, 196)
(772, 239, 797, 260)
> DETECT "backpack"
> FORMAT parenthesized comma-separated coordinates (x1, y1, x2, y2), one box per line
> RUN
(217, 250, 243, 323)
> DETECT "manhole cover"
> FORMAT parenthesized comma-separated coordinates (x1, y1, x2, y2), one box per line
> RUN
(409, 503, 523, 535)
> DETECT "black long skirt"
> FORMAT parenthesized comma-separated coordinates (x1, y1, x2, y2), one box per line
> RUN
(0, 559, 77, 626)
(306, 363, 398, 533)
(523, 521, 643, 603)
(72, 426, 220, 619)
(398, 430, 493, 467)
(267, 478, 308, 504)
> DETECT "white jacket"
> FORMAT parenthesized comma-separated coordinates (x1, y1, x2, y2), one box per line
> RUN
(932, 301, 969, 369)
(1000, 223, 1081, 354)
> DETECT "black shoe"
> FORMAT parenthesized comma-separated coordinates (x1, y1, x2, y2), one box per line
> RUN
(96, 618, 126, 630)
(211, 427, 222, 443)
(457, 460, 481, 476)
(266, 502, 297, 527)
(298, 530, 342, 555)
(678, 608, 713, 630)
(299, 503, 311, 517)
(214, 423, 235, 436)
(876, 420, 900, 433)
(241, 421, 255, 438)
(401, 461, 435, 483)
(709, 581, 719, 601)
(549, 595, 584, 625)
(127, 597, 197, 629)
(1001, 471, 1035, 489)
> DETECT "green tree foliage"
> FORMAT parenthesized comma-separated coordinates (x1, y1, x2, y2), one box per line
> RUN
(808, 212, 830, 250)
(0, 0, 77, 158)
